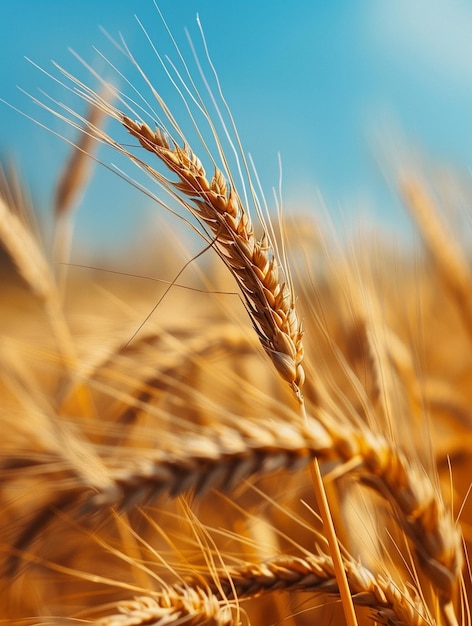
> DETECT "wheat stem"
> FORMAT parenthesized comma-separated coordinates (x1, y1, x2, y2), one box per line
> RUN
(310, 456, 358, 626)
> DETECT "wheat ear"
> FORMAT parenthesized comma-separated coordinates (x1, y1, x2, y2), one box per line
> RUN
(54, 91, 107, 219)
(205, 553, 431, 626)
(88, 417, 333, 511)
(0, 175, 95, 420)
(121, 116, 305, 400)
(90, 561, 427, 626)
(53, 88, 108, 292)
(92, 588, 235, 626)
(83, 412, 459, 594)
(0, 194, 55, 301)
(401, 178, 472, 342)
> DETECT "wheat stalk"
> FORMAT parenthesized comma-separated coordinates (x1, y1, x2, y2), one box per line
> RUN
(317, 411, 462, 597)
(0, 183, 96, 421)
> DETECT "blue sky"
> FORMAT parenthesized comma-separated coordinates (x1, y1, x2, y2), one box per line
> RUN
(2, 0, 472, 257)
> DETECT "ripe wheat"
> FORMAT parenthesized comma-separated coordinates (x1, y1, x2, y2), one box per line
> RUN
(0, 7, 470, 626)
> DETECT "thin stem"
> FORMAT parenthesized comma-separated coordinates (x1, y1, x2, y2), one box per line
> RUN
(300, 400, 358, 626)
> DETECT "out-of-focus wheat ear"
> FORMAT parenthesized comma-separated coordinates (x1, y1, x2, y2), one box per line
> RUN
(357, 284, 424, 450)
(89, 417, 335, 511)
(0, 448, 107, 576)
(53, 86, 110, 293)
(121, 116, 305, 401)
(0, 190, 93, 417)
(61, 323, 258, 431)
(319, 411, 463, 599)
(91, 588, 236, 626)
(0, 193, 55, 302)
(206, 552, 432, 626)
(0, 192, 70, 359)
(87, 410, 461, 595)
(401, 178, 472, 342)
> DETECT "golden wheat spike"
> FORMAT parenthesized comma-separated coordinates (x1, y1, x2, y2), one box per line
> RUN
(92, 588, 235, 626)
(122, 115, 305, 400)
(401, 178, 472, 343)
(205, 553, 431, 626)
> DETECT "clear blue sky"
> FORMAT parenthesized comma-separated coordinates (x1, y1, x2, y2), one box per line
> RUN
(2, 0, 472, 257)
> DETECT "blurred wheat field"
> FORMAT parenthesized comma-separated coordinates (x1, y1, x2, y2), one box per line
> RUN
(1, 9, 472, 626)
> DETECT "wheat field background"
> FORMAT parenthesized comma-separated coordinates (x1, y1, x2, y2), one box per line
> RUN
(1, 4, 472, 626)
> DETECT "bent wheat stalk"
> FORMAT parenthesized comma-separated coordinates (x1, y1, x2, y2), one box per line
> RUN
(316, 411, 462, 597)
(0, 186, 93, 419)
(0, 194, 55, 302)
